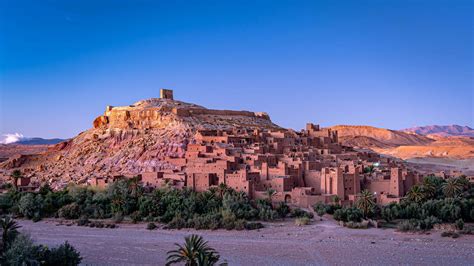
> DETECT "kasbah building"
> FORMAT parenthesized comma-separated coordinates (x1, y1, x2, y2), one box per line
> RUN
(86, 89, 460, 208)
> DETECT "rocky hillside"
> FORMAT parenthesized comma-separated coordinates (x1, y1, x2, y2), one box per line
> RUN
(329, 125, 474, 160)
(0, 97, 281, 187)
(403, 125, 474, 137)
(329, 125, 434, 148)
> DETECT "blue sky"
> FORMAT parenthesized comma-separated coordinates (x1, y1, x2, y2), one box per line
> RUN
(0, 0, 472, 139)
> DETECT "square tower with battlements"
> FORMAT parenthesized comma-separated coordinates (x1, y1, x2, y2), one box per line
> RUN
(160, 89, 174, 100)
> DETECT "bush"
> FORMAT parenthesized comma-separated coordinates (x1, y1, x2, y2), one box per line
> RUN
(333, 207, 363, 223)
(43, 241, 82, 266)
(191, 213, 221, 230)
(295, 217, 310, 226)
(147, 222, 157, 230)
(346, 221, 369, 229)
(397, 220, 419, 232)
(290, 208, 314, 219)
(441, 231, 453, 237)
(234, 219, 246, 231)
(113, 212, 124, 224)
(3, 234, 42, 265)
(77, 216, 90, 226)
(313, 202, 328, 220)
(221, 209, 237, 230)
(455, 219, 464, 230)
(275, 202, 290, 219)
(396, 217, 439, 232)
(131, 211, 142, 224)
(244, 222, 264, 230)
(58, 203, 81, 220)
(18, 193, 42, 219)
(167, 214, 187, 229)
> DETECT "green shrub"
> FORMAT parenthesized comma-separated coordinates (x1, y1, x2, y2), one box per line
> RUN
(244, 222, 264, 230)
(346, 221, 369, 229)
(131, 211, 142, 224)
(147, 222, 157, 230)
(190, 213, 221, 230)
(295, 217, 310, 226)
(77, 216, 90, 226)
(275, 202, 290, 219)
(313, 202, 328, 220)
(42, 241, 82, 266)
(234, 219, 246, 231)
(221, 209, 237, 230)
(333, 207, 363, 223)
(167, 213, 187, 229)
(2, 234, 42, 265)
(290, 208, 314, 219)
(113, 212, 124, 224)
(455, 219, 464, 230)
(18, 193, 43, 219)
(58, 203, 81, 220)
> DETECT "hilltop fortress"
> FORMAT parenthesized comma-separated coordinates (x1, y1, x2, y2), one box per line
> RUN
(93, 89, 273, 130)
(88, 89, 428, 207)
(2, 89, 461, 207)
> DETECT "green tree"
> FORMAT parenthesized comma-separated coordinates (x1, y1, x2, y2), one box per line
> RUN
(356, 190, 375, 218)
(407, 186, 425, 203)
(43, 241, 82, 266)
(0, 216, 21, 253)
(442, 178, 464, 198)
(217, 183, 229, 199)
(313, 202, 327, 221)
(10, 170, 22, 191)
(18, 193, 38, 219)
(166, 234, 221, 266)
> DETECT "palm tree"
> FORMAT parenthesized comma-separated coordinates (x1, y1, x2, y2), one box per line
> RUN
(128, 176, 142, 198)
(422, 176, 442, 199)
(356, 190, 375, 218)
(265, 188, 277, 203)
(166, 234, 221, 266)
(442, 178, 463, 198)
(0, 216, 21, 253)
(217, 183, 229, 198)
(407, 185, 424, 203)
(10, 170, 22, 191)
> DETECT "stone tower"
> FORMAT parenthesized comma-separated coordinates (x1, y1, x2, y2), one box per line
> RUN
(160, 89, 174, 100)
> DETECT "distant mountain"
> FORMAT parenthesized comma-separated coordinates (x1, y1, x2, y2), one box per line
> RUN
(328, 125, 474, 160)
(16, 138, 66, 145)
(329, 125, 434, 148)
(403, 125, 474, 137)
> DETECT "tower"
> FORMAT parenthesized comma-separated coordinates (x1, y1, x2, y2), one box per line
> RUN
(160, 89, 174, 100)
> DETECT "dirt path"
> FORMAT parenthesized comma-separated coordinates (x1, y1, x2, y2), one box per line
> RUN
(18, 219, 474, 265)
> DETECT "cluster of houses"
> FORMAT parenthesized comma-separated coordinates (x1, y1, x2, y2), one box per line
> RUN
(89, 123, 436, 207)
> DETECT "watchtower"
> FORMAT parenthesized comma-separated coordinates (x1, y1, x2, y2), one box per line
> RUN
(160, 89, 174, 100)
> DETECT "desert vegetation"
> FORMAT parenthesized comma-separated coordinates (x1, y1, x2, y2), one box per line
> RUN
(166, 234, 224, 265)
(314, 175, 473, 233)
(0, 216, 82, 265)
(0, 177, 313, 230)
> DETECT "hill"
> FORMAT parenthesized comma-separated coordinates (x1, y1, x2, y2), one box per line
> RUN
(0, 95, 281, 186)
(329, 125, 474, 160)
(329, 125, 434, 148)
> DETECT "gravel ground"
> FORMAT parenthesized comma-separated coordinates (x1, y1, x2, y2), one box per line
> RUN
(18, 219, 474, 266)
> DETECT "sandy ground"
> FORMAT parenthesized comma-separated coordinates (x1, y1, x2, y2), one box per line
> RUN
(18, 219, 474, 266)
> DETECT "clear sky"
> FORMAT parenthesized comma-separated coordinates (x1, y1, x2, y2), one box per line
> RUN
(0, 0, 472, 139)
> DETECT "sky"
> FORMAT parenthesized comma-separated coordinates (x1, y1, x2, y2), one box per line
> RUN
(0, 0, 472, 139)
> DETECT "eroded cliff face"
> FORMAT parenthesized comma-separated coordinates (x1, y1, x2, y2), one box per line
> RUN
(0, 98, 281, 188)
